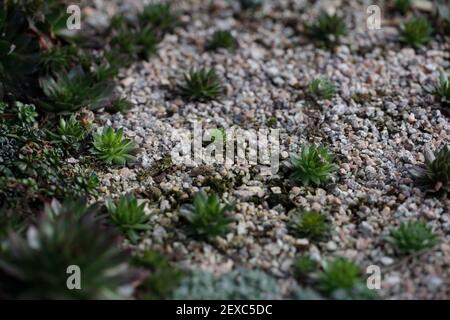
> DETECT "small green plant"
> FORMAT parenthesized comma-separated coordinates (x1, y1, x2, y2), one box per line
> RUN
(0, 200, 139, 299)
(410, 145, 450, 194)
(308, 78, 336, 100)
(48, 115, 87, 149)
(173, 268, 281, 300)
(133, 250, 184, 299)
(15, 102, 38, 124)
(110, 98, 133, 114)
(309, 12, 347, 46)
(111, 28, 159, 60)
(319, 258, 362, 295)
(39, 67, 115, 112)
(179, 68, 224, 102)
(139, 4, 179, 33)
(180, 191, 233, 240)
(207, 31, 238, 51)
(91, 127, 138, 165)
(91, 50, 122, 82)
(394, 0, 412, 14)
(293, 255, 317, 279)
(290, 145, 338, 187)
(389, 220, 439, 255)
(239, 0, 264, 10)
(40, 46, 79, 73)
(106, 194, 151, 243)
(289, 210, 330, 241)
(435, 74, 450, 105)
(400, 17, 433, 48)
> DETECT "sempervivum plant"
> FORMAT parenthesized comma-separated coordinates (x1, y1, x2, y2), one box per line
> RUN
(309, 12, 347, 46)
(91, 127, 138, 165)
(290, 145, 338, 187)
(207, 31, 238, 51)
(0, 199, 140, 299)
(435, 74, 450, 105)
(48, 115, 88, 150)
(400, 17, 433, 48)
(180, 191, 233, 240)
(178, 68, 224, 102)
(39, 67, 115, 113)
(139, 3, 179, 34)
(409, 146, 450, 194)
(15, 102, 38, 124)
(288, 210, 330, 242)
(318, 258, 363, 296)
(394, 0, 412, 14)
(106, 194, 151, 243)
(308, 78, 336, 100)
(388, 220, 439, 256)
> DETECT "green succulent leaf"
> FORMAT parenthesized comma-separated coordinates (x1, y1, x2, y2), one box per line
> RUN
(288, 210, 330, 241)
(290, 144, 338, 187)
(91, 127, 138, 166)
(400, 18, 433, 48)
(106, 194, 151, 243)
(388, 220, 439, 255)
(180, 191, 233, 240)
(0, 199, 140, 299)
(178, 68, 225, 102)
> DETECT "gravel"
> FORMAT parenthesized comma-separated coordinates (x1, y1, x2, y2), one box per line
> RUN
(87, 0, 449, 299)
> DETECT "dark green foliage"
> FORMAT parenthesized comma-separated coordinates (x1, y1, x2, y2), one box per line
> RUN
(110, 98, 133, 114)
(0, 206, 27, 240)
(48, 115, 88, 150)
(139, 3, 179, 33)
(0, 7, 41, 101)
(293, 255, 317, 279)
(435, 74, 450, 105)
(308, 78, 336, 100)
(207, 31, 238, 51)
(309, 12, 347, 46)
(0, 199, 139, 299)
(173, 268, 281, 300)
(290, 145, 338, 187)
(91, 50, 122, 82)
(111, 28, 159, 61)
(394, 0, 412, 14)
(319, 258, 362, 295)
(106, 195, 151, 243)
(289, 210, 330, 241)
(0, 3, 121, 114)
(40, 46, 80, 74)
(0, 102, 98, 208)
(180, 191, 232, 240)
(239, 0, 264, 10)
(389, 220, 439, 255)
(400, 18, 433, 48)
(134, 250, 184, 299)
(410, 145, 450, 194)
(15, 101, 38, 124)
(91, 127, 138, 166)
(39, 67, 115, 113)
(178, 68, 224, 101)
